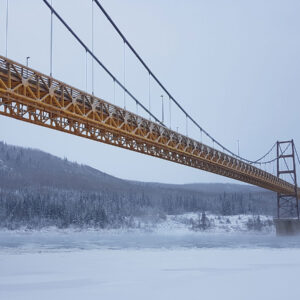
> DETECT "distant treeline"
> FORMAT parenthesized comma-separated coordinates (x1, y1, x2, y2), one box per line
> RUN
(0, 187, 275, 229)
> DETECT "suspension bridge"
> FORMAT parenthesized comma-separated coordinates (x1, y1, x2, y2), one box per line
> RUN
(0, 0, 299, 224)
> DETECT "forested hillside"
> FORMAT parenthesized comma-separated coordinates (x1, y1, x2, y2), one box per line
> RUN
(0, 141, 276, 229)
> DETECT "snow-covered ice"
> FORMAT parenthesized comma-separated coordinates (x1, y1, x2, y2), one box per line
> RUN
(1, 248, 300, 300)
(1, 214, 300, 300)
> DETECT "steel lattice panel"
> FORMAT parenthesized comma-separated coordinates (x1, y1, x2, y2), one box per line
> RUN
(0, 55, 298, 196)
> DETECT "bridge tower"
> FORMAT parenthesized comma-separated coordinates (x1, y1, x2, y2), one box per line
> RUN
(275, 140, 300, 235)
(276, 140, 299, 219)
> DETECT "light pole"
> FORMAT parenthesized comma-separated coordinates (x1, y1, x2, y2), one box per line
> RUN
(26, 56, 30, 77)
(161, 95, 164, 123)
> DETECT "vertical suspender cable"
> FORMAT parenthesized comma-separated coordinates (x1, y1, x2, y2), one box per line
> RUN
(169, 96, 171, 129)
(50, 0, 53, 76)
(148, 73, 151, 120)
(85, 50, 88, 92)
(186, 114, 188, 136)
(161, 95, 164, 123)
(200, 129, 203, 143)
(91, 0, 94, 95)
(113, 79, 116, 104)
(5, 0, 8, 57)
(123, 41, 126, 109)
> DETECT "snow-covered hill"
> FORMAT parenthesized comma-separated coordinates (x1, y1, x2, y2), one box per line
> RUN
(0, 141, 277, 229)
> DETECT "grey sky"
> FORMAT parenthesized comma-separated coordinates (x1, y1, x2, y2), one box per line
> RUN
(0, 0, 299, 184)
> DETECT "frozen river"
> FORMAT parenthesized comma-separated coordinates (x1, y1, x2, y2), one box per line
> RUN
(1, 229, 300, 250)
(1, 231, 300, 300)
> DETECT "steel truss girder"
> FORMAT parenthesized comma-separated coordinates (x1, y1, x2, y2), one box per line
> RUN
(0, 55, 298, 196)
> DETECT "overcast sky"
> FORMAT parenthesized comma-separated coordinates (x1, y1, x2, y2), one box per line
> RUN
(0, 0, 299, 184)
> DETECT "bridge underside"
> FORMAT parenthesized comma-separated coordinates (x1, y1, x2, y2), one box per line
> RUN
(0, 56, 298, 196)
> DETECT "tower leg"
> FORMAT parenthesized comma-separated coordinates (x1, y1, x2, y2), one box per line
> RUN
(275, 140, 300, 235)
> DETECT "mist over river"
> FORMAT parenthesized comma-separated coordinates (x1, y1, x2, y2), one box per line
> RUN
(1, 229, 300, 252)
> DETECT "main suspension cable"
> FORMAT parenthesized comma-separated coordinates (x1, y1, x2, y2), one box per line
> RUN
(43, 0, 287, 169)
(42, 0, 164, 126)
(250, 142, 277, 164)
(92, 0, 282, 165)
(258, 143, 291, 165)
(295, 146, 300, 167)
